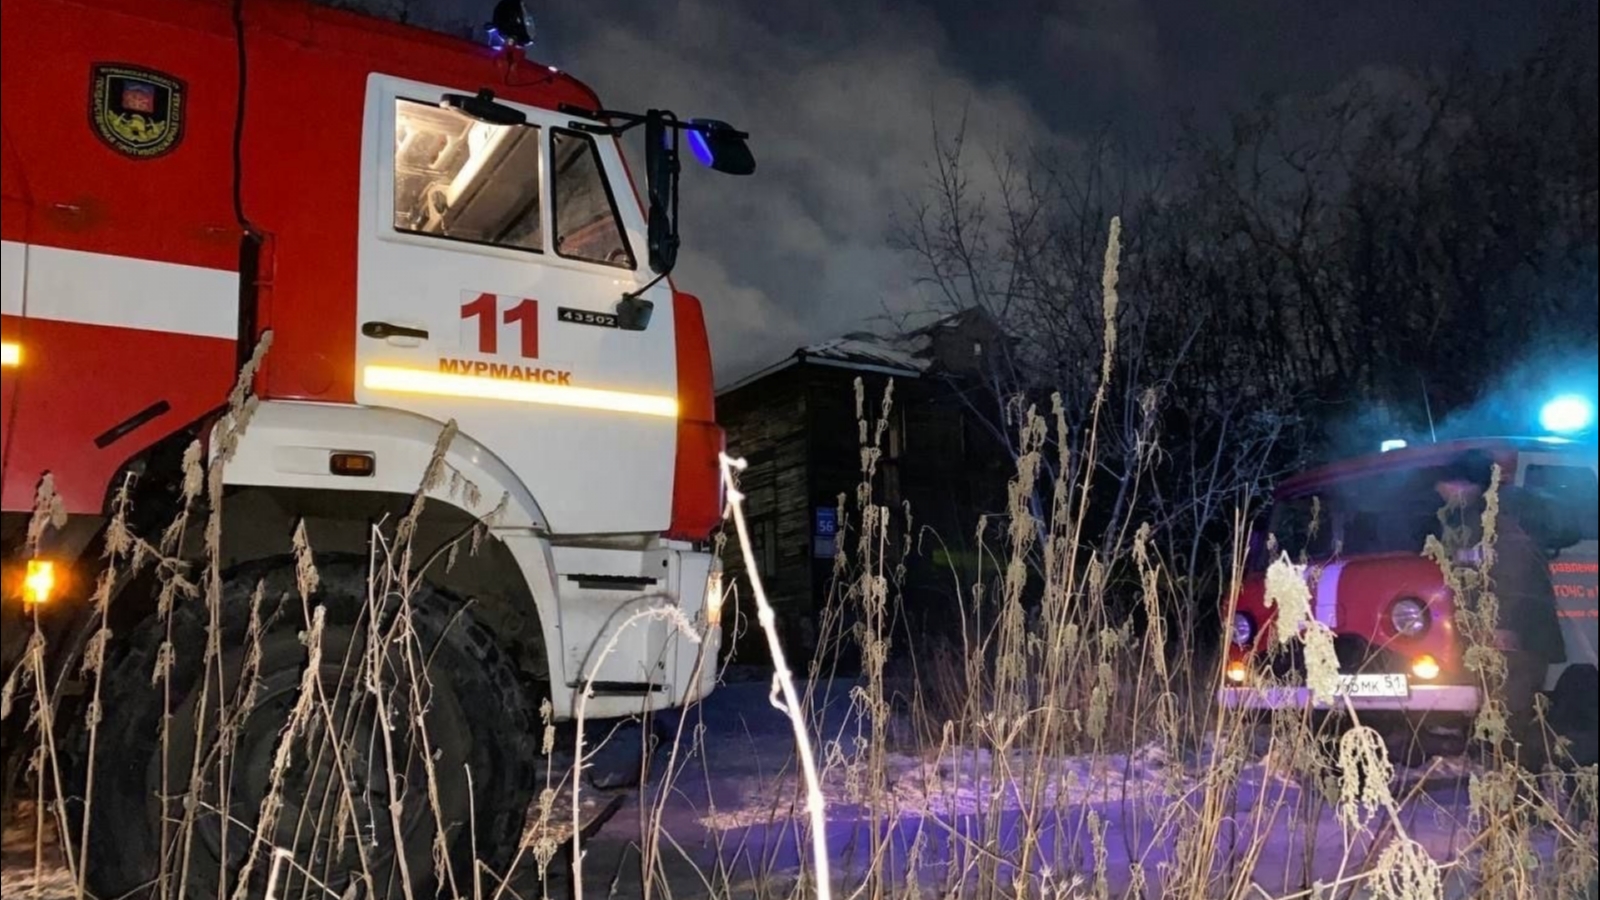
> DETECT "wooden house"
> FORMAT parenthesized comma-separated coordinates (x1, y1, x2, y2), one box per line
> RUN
(714, 309, 1016, 667)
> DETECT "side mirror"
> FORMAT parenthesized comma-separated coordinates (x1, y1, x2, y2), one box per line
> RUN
(558, 104, 754, 279)
(686, 119, 755, 176)
(644, 111, 681, 275)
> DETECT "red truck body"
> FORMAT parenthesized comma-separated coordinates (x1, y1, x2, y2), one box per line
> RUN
(1, 0, 721, 531)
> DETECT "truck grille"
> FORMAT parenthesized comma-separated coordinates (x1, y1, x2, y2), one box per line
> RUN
(1265, 634, 1404, 680)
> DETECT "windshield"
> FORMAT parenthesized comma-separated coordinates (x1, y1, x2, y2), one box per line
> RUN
(393, 98, 543, 252)
(1258, 456, 1600, 571)
(1260, 468, 1445, 568)
(390, 102, 635, 267)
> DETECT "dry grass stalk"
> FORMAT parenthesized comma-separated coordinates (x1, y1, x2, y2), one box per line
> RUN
(720, 451, 835, 900)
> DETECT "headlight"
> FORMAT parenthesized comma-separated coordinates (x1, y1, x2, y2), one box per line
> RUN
(1232, 612, 1255, 647)
(1389, 598, 1430, 637)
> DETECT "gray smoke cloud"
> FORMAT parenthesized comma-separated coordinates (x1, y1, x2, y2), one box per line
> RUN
(383, 0, 1076, 383)
(523, 0, 1071, 385)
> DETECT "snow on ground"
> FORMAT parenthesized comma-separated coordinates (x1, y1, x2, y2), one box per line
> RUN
(2, 676, 1588, 898)
(693, 743, 1181, 833)
(576, 678, 1530, 898)
(0, 803, 74, 898)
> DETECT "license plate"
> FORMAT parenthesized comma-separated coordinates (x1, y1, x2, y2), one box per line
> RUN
(1334, 673, 1409, 698)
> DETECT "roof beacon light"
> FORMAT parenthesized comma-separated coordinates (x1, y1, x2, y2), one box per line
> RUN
(1380, 438, 1408, 453)
(487, 0, 534, 49)
(1540, 394, 1594, 436)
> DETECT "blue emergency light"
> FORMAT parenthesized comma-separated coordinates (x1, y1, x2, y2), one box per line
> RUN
(1540, 394, 1595, 435)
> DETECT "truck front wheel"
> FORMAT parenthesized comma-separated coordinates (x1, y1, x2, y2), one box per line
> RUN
(76, 557, 539, 899)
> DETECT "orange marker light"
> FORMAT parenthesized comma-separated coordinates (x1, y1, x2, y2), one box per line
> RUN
(23, 560, 56, 605)
(1411, 654, 1441, 681)
(1, 342, 20, 367)
(705, 569, 725, 627)
(1226, 659, 1249, 684)
(329, 452, 376, 477)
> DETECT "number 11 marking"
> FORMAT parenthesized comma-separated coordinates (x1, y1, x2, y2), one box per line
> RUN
(461, 293, 539, 359)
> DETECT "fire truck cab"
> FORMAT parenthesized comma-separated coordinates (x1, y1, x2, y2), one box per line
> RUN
(1221, 436, 1599, 762)
(1, 0, 748, 893)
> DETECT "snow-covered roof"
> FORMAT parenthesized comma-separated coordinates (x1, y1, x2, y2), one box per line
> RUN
(797, 331, 932, 374)
(718, 309, 1000, 395)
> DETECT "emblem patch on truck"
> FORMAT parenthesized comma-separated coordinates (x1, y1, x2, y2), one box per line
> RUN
(89, 64, 185, 159)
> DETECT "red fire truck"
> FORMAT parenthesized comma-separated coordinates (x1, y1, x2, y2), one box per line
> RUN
(1220, 435, 1599, 763)
(1, 0, 749, 892)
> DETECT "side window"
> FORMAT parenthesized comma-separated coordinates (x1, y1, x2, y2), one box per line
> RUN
(551, 130, 635, 269)
(392, 98, 543, 252)
(1522, 464, 1600, 543)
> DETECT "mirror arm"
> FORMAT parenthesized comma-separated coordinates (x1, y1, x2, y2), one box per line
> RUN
(558, 104, 749, 140)
(558, 104, 644, 135)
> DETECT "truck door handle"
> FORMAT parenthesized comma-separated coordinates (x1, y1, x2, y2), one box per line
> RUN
(361, 321, 430, 341)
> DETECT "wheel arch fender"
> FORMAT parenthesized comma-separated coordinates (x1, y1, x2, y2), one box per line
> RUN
(194, 485, 565, 708)
(190, 401, 566, 698)
(213, 401, 550, 531)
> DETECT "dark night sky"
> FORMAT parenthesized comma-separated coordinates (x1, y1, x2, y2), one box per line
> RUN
(407, 0, 1581, 384)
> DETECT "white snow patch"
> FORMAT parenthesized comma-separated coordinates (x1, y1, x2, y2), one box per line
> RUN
(695, 741, 1190, 831)
(801, 333, 932, 373)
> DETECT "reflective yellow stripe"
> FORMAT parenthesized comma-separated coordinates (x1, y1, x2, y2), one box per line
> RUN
(362, 365, 678, 418)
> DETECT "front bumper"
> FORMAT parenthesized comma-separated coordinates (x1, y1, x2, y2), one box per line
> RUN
(1218, 683, 1481, 714)
(542, 541, 722, 721)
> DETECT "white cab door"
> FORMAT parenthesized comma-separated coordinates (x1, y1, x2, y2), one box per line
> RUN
(356, 75, 678, 535)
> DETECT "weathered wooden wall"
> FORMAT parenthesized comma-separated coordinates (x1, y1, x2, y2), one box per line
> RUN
(715, 317, 1020, 668)
(716, 365, 814, 665)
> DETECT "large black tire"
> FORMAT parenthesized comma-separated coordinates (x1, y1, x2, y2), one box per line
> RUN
(72, 557, 539, 899)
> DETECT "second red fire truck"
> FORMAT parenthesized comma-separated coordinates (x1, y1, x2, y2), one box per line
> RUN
(1221, 434, 1599, 764)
